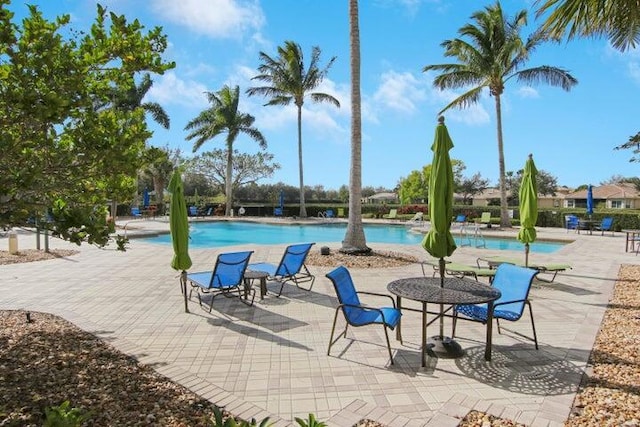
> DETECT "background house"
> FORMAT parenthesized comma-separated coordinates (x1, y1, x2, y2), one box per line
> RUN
(565, 183, 640, 209)
(362, 192, 399, 204)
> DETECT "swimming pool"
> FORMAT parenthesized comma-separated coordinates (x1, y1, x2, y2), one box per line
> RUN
(143, 221, 565, 253)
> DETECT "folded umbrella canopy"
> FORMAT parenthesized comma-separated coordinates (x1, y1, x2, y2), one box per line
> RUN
(143, 188, 150, 208)
(421, 116, 459, 356)
(422, 116, 457, 281)
(517, 154, 538, 267)
(586, 184, 594, 219)
(169, 170, 192, 313)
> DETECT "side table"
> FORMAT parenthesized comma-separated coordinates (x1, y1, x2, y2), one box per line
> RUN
(244, 270, 269, 300)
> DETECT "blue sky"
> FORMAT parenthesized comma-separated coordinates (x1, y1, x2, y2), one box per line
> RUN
(9, 0, 640, 191)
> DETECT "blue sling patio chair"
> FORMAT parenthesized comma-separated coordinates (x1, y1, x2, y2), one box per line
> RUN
(452, 263, 540, 350)
(187, 251, 254, 311)
(594, 217, 614, 236)
(326, 266, 402, 365)
(248, 243, 315, 297)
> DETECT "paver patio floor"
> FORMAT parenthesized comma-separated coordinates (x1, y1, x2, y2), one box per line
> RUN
(0, 219, 631, 426)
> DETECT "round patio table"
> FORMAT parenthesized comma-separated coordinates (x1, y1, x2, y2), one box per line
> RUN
(387, 276, 501, 367)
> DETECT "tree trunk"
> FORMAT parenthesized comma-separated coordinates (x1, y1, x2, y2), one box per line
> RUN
(225, 140, 233, 216)
(297, 106, 307, 218)
(495, 94, 511, 227)
(342, 0, 370, 254)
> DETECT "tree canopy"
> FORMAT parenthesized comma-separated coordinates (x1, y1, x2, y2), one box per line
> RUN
(0, 2, 174, 249)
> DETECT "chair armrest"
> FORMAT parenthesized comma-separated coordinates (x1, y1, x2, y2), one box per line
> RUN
(492, 298, 527, 309)
(338, 303, 391, 323)
(356, 291, 397, 308)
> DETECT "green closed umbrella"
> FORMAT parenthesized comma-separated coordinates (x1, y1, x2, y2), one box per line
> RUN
(517, 154, 538, 267)
(169, 169, 192, 313)
(422, 116, 457, 283)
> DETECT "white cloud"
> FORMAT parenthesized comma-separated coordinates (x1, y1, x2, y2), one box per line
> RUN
(373, 71, 427, 114)
(430, 88, 491, 125)
(148, 72, 209, 109)
(517, 86, 539, 98)
(151, 0, 264, 39)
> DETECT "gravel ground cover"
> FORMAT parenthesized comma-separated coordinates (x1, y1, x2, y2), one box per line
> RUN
(1, 249, 638, 426)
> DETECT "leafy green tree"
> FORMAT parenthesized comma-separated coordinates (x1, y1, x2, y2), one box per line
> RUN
(0, 2, 173, 249)
(185, 85, 266, 216)
(398, 160, 466, 204)
(423, 2, 577, 227)
(535, 0, 640, 52)
(457, 172, 490, 205)
(186, 149, 280, 203)
(505, 168, 558, 204)
(247, 40, 340, 219)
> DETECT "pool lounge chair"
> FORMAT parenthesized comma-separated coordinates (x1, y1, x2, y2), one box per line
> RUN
(479, 212, 492, 228)
(476, 255, 572, 283)
(187, 250, 255, 311)
(421, 259, 495, 283)
(385, 209, 398, 220)
(248, 243, 316, 297)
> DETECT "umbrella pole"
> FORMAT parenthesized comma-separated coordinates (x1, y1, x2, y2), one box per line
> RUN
(181, 270, 189, 313)
(525, 243, 530, 268)
(438, 257, 445, 338)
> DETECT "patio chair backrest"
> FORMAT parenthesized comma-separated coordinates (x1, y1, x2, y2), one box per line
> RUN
(491, 263, 538, 320)
(188, 206, 198, 216)
(600, 217, 613, 230)
(274, 243, 314, 276)
(326, 266, 363, 320)
(208, 251, 253, 289)
(565, 215, 579, 229)
(480, 212, 491, 223)
(455, 214, 466, 223)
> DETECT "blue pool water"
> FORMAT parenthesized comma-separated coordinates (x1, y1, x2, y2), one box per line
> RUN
(143, 221, 565, 253)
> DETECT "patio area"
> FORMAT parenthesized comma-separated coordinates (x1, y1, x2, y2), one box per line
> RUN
(0, 219, 631, 426)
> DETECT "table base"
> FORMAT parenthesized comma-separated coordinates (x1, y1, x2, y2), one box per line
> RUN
(427, 335, 464, 358)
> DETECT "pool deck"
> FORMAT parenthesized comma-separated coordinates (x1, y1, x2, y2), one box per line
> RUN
(0, 217, 633, 426)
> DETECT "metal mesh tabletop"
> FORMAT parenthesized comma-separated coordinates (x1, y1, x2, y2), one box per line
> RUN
(387, 276, 500, 305)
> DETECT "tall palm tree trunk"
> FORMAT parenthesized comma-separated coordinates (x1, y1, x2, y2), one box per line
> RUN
(297, 106, 307, 218)
(494, 94, 510, 227)
(225, 141, 233, 216)
(342, 0, 369, 254)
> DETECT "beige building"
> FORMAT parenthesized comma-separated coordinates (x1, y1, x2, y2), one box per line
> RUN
(565, 183, 640, 209)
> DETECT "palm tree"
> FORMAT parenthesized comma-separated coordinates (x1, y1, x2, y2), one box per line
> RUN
(423, 2, 577, 227)
(535, 0, 640, 52)
(341, 0, 370, 254)
(111, 73, 170, 129)
(140, 146, 175, 214)
(185, 85, 266, 216)
(247, 41, 340, 218)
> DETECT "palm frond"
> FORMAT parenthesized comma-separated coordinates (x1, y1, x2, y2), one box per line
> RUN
(437, 86, 484, 115)
(513, 66, 578, 90)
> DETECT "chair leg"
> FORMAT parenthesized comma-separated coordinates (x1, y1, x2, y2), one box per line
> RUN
(496, 318, 502, 335)
(526, 301, 539, 349)
(328, 309, 343, 356)
(451, 310, 458, 338)
(382, 326, 394, 365)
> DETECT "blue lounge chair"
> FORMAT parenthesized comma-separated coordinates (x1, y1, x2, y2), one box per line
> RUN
(452, 263, 539, 350)
(326, 266, 401, 365)
(131, 207, 143, 218)
(188, 206, 198, 217)
(248, 243, 315, 297)
(594, 217, 614, 236)
(187, 251, 254, 311)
